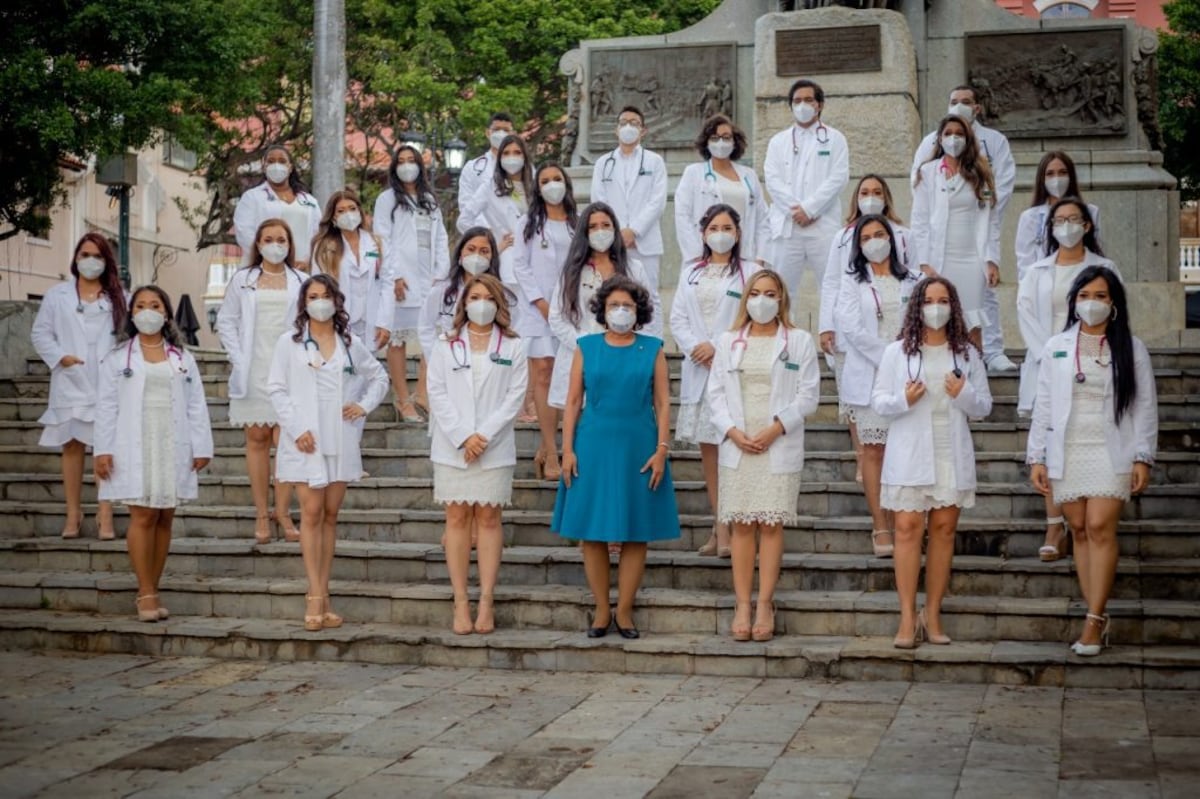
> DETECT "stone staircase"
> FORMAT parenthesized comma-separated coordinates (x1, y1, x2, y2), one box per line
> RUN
(0, 349, 1197, 688)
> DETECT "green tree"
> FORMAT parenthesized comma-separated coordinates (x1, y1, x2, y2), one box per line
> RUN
(1160, 0, 1200, 199)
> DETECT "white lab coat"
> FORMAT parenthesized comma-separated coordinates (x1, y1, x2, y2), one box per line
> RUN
(93, 340, 214, 502)
(312, 233, 384, 337)
(510, 215, 572, 340)
(763, 122, 850, 240)
(267, 331, 389, 486)
(911, 160, 1002, 271)
(673, 161, 770, 263)
(372, 190, 451, 328)
(1015, 251, 1120, 414)
(457, 151, 495, 233)
(706, 326, 821, 473)
(818, 222, 915, 337)
(232, 182, 321, 266)
(590, 146, 668, 256)
(911, 122, 1015, 225)
(1014, 202, 1102, 281)
(546, 258, 662, 409)
(1026, 326, 1158, 479)
(669, 259, 762, 404)
(427, 329, 529, 470)
(215, 265, 305, 400)
(834, 269, 923, 408)
(871, 341, 993, 489)
(472, 181, 528, 283)
(31, 282, 125, 422)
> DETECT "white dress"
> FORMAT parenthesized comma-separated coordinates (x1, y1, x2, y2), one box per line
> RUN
(716, 172, 749, 221)
(882, 343, 975, 512)
(941, 177, 987, 330)
(432, 351, 515, 507)
(522, 219, 571, 360)
(279, 198, 316, 263)
(389, 209, 431, 351)
(1051, 263, 1086, 335)
(38, 299, 111, 448)
(1052, 332, 1131, 504)
(133, 361, 178, 509)
(717, 336, 802, 525)
(847, 274, 905, 445)
(229, 288, 289, 427)
(675, 262, 726, 445)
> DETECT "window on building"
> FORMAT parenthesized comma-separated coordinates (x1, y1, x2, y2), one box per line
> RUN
(1035, 0, 1096, 17)
(163, 136, 198, 171)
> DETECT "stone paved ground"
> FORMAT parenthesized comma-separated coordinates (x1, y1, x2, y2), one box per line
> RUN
(1, 650, 1197, 799)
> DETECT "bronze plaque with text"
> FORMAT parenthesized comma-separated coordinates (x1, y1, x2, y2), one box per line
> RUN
(775, 25, 881, 77)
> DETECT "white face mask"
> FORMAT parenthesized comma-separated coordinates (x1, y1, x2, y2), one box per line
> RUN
(941, 135, 966, 158)
(617, 124, 641, 146)
(76, 256, 105, 280)
(588, 229, 615, 253)
(460, 253, 491, 276)
(746, 295, 779, 325)
(1076, 299, 1112, 327)
(862, 238, 891, 264)
(705, 231, 737, 255)
(1044, 175, 1070, 199)
(335, 211, 361, 231)
(1053, 221, 1086, 249)
(792, 102, 818, 125)
(260, 242, 289, 265)
(307, 298, 336, 322)
(948, 102, 976, 124)
(264, 162, 291, 185)
(606, 305, 636, 333)
(857, 195, 885, 216)
(396, 162, 420, 183)
(708, 139, 734, 160)
(500, 156, 525, 176)
(539, 180, 567, 205)
(466, 299, 497, 326)
(922, 303, 951, 331)
(133, 309, 165, 336)
(489, 130, 510, 150)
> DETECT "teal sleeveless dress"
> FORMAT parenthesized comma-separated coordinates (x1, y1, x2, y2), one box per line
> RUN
(551, 333, 681, 543)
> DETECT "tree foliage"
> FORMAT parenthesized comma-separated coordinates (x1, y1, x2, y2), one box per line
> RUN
(1160, 0, 1200, 199)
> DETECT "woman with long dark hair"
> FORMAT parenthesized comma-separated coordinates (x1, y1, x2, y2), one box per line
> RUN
(473, 134, 534, 272)
(31, 233, 128, 539)
(94, 286, 213, 621)
(1027, 265, 1157, 656)
(418, 228, 507, 356)
(267, 274, 388, 631)
(232, 144, 321, 271)
(871, 276, 992, 648)
(1015, 151, 1101, 281)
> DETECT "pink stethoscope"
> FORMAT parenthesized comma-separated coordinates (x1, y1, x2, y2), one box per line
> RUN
(448, 330, 503, 371)
(728, 323, 789, 373)
(122, 338, 189, 381)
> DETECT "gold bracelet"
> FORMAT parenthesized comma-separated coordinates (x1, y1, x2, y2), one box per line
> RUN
(656, 442, 669, 450)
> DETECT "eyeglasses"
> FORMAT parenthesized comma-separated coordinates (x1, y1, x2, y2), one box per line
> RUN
(1053, 215, 1085, 225)
(606, 303, 636, 312)
(709, 136, 734, 143)
(618, 119, 643, 128)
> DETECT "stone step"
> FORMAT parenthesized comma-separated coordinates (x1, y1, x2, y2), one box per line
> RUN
(5, 502, 1198, 559)
(2, 568, 1197, 643)
(2, 539, 1195, 601)
(3, 608, 1195, 687)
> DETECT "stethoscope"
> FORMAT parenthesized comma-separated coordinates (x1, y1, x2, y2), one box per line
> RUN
(791, 122, 830, 153)
(74, 284, 108, 314)
(1074, 334, 1109, 384)
(264, 184, 317, 209)
(702, 162, 756, 204)
(538, 219, 574, 250)
(906, 349, 963, 383)
(686, 259, 745, 290)
(728, 324, 789, 373)
(448, 330, 504, 370)
(303, 330, 355, 375)
(470, 155, 490, 177)
(600, 148, 650, 183)
(122, 338, 188, 381)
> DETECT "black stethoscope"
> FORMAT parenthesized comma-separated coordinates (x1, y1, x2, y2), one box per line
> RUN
(686, 259, 745, 291)
(304, 330, 355, 375)
(74, 283, 109, 314)
(538, 218, 574, 250)
(122, 338, 188, 381)
(449, 330, 503, 370)
(728, 323, 789, 373)
(600, 148, 650, 183)
(1074, 334, 1110, 384)
(470, 155, 490, 177)
(906, 349, 963, 383)
(702, 162, 756, 204)
(264, 185, 317, 209)
(792, 122, 830, 152)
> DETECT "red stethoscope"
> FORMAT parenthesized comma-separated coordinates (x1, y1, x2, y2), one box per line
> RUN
(449, 329, 503, 371)
(728, 323, 789, 373)
(122, 338, 188, 381)
(791, 122, 830, 152)
(1075, 334, 1110, 384)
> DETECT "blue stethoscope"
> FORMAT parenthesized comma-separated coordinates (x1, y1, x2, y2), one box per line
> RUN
(728, 323, 789, 373)
(702, 162, 756, 205)
(600, 148, 650, 183)
(792, 122, 830, 152)
(122, 338, 188, 381)
(686, 259, 746, 289)
(449, 330, 503, 371)
(304, 329, 355, 375)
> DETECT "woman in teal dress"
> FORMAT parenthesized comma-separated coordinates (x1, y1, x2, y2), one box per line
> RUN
(552, 274, 680, 638)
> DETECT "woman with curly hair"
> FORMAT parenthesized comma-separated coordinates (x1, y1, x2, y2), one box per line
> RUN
(871, 276, 993, 648)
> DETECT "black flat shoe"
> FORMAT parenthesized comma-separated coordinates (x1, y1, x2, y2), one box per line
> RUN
(614, 619, 640, 640)
(587, 615, 611, 638)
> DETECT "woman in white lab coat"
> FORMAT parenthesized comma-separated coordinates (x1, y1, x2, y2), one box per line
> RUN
(510, 163, 579, 480)
(669, 203, 761, 559)
(912, 116, 1000, 350)
(418, 228, 506, 356)
(94, 286, 213, 622)
(835, 215, 922, 558)
(472, 133, 533, 281)
(268, 274, 388, 631)
(427, 274, 528, 635)
(674, 115, 768, 264)
(707, 270, 820, 641)
(232, 144, 321, 270)
(217, 218, 305, 544)
(871, 277, 992, 648)
(1014, 151, 1101, 282)
(311, 188, 388, 347)
(1017, 198, 1117, 562)
(1027, 266, 1157, 657)
(31, 233, 128, 539)
(373, 145, 451, 422)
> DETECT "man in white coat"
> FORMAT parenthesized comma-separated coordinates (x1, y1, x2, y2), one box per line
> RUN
(763, 78, 850, 316)
(456, 112, 516, 233)
(590, 106, 668, 291)
(911, 84, 1018, 372)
